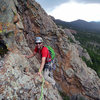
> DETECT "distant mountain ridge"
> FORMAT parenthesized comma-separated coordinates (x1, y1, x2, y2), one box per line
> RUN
(52, 17, 100, 32)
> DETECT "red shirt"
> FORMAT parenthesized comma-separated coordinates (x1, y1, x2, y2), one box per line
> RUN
(34, 46, 52, 62)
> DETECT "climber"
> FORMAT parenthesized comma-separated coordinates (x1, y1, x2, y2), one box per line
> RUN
(25, 37, 56, 87)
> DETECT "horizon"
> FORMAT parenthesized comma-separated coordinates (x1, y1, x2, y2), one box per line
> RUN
(53, 18, 100, 23)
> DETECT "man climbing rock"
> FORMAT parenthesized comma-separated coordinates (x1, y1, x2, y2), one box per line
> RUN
(25, 37, 56, 87)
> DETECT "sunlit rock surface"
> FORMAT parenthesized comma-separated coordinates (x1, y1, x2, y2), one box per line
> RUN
(0, 0, 100, 100)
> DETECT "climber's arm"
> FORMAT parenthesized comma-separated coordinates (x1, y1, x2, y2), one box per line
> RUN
(25, 51, 36, 59)
(38, 57, 46, 77)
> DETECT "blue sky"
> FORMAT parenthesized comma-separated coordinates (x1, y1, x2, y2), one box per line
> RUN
(36, 0, 68, 11)
(36, 0, 100, 22)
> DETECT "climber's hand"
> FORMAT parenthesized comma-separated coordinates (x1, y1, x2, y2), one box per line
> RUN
(24, 55, 29, 59)
(37, 72, 42, 77)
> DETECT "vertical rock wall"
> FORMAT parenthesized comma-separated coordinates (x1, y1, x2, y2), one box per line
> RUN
(0, 0, 100, 100)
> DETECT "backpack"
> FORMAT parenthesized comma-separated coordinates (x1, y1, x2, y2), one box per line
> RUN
(44, 45, 56, 70)
(45, 45, 55, 60)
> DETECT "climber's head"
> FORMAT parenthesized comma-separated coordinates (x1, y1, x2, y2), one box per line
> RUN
(35, 37, 43, 49)
(35, 37, 43, 43)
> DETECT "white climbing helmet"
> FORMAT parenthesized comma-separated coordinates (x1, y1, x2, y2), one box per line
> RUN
(35, 37, 43, 43)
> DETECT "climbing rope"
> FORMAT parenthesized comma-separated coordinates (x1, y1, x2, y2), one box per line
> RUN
(39, 69, 45, 100)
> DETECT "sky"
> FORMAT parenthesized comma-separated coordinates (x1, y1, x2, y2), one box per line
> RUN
(36, 0, 100, 22)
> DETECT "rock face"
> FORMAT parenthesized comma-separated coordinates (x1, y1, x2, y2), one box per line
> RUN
(0, 0, 100, 100)
(64, 29, 91, 61)
(0, 50, 62, 100)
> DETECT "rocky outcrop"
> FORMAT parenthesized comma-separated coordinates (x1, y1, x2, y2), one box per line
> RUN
(0, 0, 100, 100)
(69, 29, 77, 34)
(64, 28, 91, 61)
(0, 49, 62, 100)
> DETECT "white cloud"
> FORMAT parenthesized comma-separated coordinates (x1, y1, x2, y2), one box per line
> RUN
(48, 2, 100, 22)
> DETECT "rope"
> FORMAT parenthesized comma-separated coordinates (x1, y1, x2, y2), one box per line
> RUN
(39, 70, 45, 100)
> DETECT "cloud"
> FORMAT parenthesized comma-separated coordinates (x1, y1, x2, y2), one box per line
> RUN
(36, 0, 69, 11)
(74, 0, 100, 4)
(48, 2, 100, 22)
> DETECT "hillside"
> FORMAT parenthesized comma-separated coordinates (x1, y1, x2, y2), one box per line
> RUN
(74, 31, 100, 77)
(0, 0, 100, 100)
(52, 17, 100, 32)
(52, 16, 100, 77)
